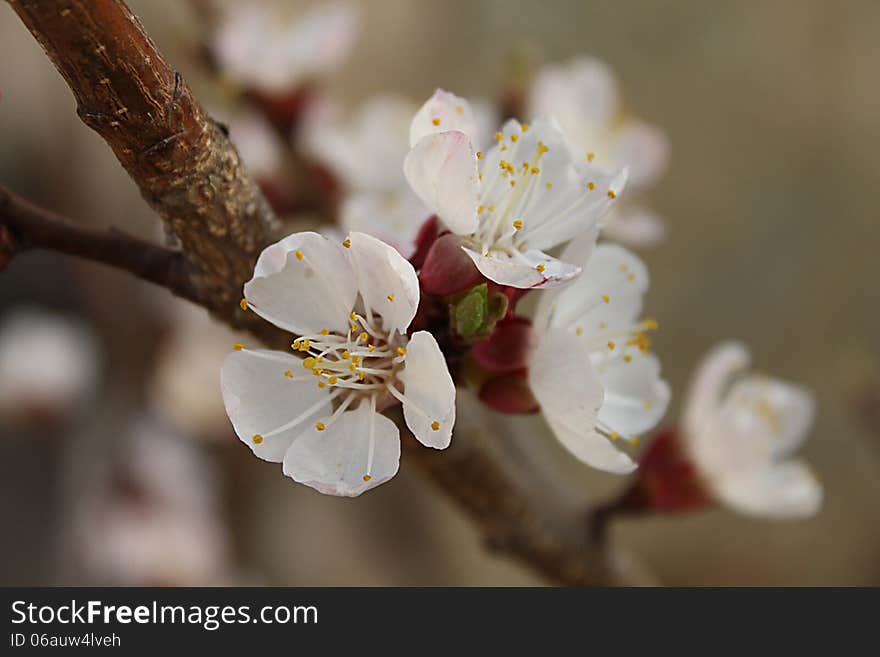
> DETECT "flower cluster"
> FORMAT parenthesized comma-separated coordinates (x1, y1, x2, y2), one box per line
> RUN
(215, 28, 821, 518)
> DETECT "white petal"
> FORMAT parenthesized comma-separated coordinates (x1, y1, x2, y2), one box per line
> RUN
(303, 95, 416, 191)
(404, 131, 480, 235)
(681, 342, 751, 448)
(713, 461, 822, 519)
(398, 331, 456, 449)
(609, 120, 669, 190)
(528, 56, 620, 149)
(595, 352, 671, 438)
(529, 329, 635, 474)
(722, 375, 816, 460)
(479, 117, 628, 253)
(282, 402, 400, 497)
(347, 231, 420, 333)
(533, 228, 598, 333)
(462, 247, 581, 290)
(221, 349, 332, 462)
(340, 188, 429, 259)
(410, 89, 479, 147)
(543, 242, 648, 332)
(600, 205, 667, 249)
(245, 232, 357, 335)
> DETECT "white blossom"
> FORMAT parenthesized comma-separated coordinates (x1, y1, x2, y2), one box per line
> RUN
(529, 235, 670, 473)
(682, 342, 822, 518)
(221, 231, 455, 496)
(404, 89, 627, 289)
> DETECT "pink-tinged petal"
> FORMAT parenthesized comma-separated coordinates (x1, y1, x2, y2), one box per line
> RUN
(609, 120, 669, 190)
(419, 233, 483, 296)
(479, 371, 540, 414)
(282, 402, 400, 497)
(398, 331, 456, 449)
(712, 461, 822, 519)
(347, 231, 420, 334)
(472, 317, 536, 374)
(221, 349, 332, 463)
(404, 131, 480, 235)
(245, 231, 357, 335)
(462, 247, 581, 290)
(530, 329, 636, 474)
(410, 89, 478, 147)
(601, 205, 667, 249)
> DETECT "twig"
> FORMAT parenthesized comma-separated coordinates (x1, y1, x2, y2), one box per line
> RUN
(0, 185, 199, 303)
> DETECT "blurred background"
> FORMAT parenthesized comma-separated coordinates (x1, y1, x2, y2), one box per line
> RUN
(1, 0, 878, 585)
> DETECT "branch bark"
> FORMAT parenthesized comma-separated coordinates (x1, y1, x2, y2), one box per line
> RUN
(7, 0, 279, 329)
(4, 0, 621, 585)
(0, 185, 200, 302)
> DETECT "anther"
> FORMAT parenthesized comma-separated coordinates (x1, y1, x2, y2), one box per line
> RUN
(397, 347, 407, 356)
(602, 294, 610, 303)
(252, 434, 263, 444)
(587, 152, 595, 162)
(387, 293, 395, 302)
(513, 220, 523, 230)
(295, 250, 304, 260)
(239, 298, 248, 311)
(362, 474, 372, 482)
(536, 264, 546, 273)
(432, 117, 441, 126)
(316, 422, 326, 431)
(233, 342, 243, 351)
(431, 421, 440, 431)
(284, 370, 293, 378)
(587, 182, 596, 190)
(342, 239, 351, 248)
(607, 190, 617, 199)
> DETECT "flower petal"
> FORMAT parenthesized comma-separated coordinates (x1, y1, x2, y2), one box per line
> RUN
(341, 189, 429, 259)
(601, 205, 667, 249)
(462, 247, 581, 290)
(595, 352, 671, 438)
(712, 461, 822, 518)
(221, 349, 333, 462)
(478, 117, 628, 253)
(282, 402, 400, 497)
(538, 242, 648, 333)
(245, 231, 357, 335)
(404, 130, 480, 235)
(529, 329, 635, 474)
(609, 120, 669, 190)
(681, 342, 751, 447)
(410, 89, 479, 147)
(347, 231, 420, 334)
(528, 56, 620, 148)
(398, 331, 456, 449)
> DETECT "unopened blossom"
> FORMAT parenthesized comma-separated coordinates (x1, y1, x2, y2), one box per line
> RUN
(529, 236, 670, 473)
(681, 342, 822, 518)
(528, 56, 669, 248)
(404, 89, 627, 289)
(0, 308, 99, 427)
(213, 2, 358, 94)
(302, 94, 496, 257)
(221, 231, 455, 496)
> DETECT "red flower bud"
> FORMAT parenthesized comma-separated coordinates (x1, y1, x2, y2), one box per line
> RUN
(471, 317, 535, 374)
(408, 216, 439, 270)
(478, 370, 539, 414)
(418, 233, 483, 296)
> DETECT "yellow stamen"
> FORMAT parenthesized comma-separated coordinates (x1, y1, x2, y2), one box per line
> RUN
(387, 293, 395, 302)
(239, 298, 248, 311)
(397, 347, 407, 356)
(607, 190, 616, 199)
(233, 342, 243, 351)
(431, 421, 440, 431)
(320, 329, 329, 336)
(513, 220, 523, 230)
(362, 474, 372, 482)
(587, 152, 595, 162)
(536, 264, 546, 273)
(476, 151, 483, 160)
(316, 422, 326, 431)
(521, 123, 530, 132)
(608, 341, 615, 350)
(432, 117, 441, 126)
(545, 181, 553, 189)
(284, 370, 293, 378)
(295, 250, 303, 260)
(587, 182, 596, 190)
(602, 294, 610, 303)
(342, 238, 351, 248)
(252, 434, 263, 444)
(303, 357, 316, 369)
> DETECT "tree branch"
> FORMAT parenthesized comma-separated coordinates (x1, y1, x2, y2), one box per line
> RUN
(7, 0, 279, 327)
(5, 0, 623, 585)
(0, 185, 200, 302)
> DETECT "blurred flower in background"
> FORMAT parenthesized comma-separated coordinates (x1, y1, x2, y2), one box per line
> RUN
(528, 56, 669, 248)
(0, 307, 100, 430)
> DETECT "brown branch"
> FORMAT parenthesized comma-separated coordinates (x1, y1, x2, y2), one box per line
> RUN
(5, 0, 622, 585)
(0, 185, 200, 302)
(6, 0, 279, 327)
